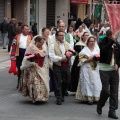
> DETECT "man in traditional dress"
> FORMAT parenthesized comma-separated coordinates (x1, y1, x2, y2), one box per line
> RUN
(9, 25, 33, 88)
(49, 31, 71, 105)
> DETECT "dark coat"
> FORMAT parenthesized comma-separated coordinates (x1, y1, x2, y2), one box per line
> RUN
(32, 25, 37, 36)
(83, 18, 92, 28)
(8, 23, 17, 39)
(99, 37, 120, 67)
(69, 45, 84, 92)
(0, 21, 8, 33)
(75, 20, 83, 30)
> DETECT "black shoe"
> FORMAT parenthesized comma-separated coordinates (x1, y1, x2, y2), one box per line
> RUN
(108, 111, 118, 119)
(61, 97, 64, 102)
(56, 99, 62, 105)
(64, 91, 69, 96)
(3, 48, 6, 49)
(32, 100, 36, 104)
(88, 101, 93, 105)
(96, 105, 102, 115)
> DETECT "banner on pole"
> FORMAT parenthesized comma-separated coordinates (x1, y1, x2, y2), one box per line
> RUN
(70, 0, 88, 4)
(104, 2, 120, 36)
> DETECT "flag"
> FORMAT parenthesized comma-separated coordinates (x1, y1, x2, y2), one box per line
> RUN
(94, 4, 103, 21)
(70, 0, 88, 4)
(104, 2, 120, 36)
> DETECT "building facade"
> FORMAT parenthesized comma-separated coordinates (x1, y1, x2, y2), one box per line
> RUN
(0, 0, 69, 32)
(0, 0, 97, 32)
(70, 0, 92, 21)
(0, 0, 5, 23)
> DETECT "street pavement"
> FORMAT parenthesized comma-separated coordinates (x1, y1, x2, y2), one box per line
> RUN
(0, 46, 120, 120)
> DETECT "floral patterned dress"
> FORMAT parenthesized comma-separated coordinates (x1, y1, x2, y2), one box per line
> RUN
(19, 43, 49, 102)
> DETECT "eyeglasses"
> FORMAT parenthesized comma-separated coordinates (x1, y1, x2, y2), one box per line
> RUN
(58, 35, 65, 36)
(89, 41, 95, 42)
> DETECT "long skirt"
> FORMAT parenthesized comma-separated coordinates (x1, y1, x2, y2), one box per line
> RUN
(68, 55, 80, 92)
(19, 67, 49, 102)
(76, 64, 102, 103)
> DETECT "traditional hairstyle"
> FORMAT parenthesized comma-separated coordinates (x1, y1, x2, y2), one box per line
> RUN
(34, 36, 45, 43)
(86, 36, 95, 46)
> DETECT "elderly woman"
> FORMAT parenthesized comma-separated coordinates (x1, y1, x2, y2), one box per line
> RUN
(76, 36, 102, 104)
(19, 36, 49, 103)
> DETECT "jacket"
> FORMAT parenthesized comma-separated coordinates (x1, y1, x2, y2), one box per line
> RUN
(99, 37, 120, 67)
(0, 21, 8, 33)
(8, 23, 17, 39)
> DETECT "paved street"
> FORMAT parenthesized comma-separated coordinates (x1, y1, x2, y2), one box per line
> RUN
(0, 46, 120, 120)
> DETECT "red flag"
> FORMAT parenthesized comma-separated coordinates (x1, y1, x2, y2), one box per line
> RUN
(70, 0, 88, 4)
(104, 2, 120, 36)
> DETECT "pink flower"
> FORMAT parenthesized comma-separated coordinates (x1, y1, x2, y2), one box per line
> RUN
(77, 33, 81, 38)
(69, 48, 75, 52)
(66, 51, 72, 58)
(94, 54, 100, 58)
(27, 54, 35, 59)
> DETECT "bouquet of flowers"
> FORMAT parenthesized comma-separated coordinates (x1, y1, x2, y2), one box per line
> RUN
(26, 54, 36, 62)
(93, 54, 100, 69)
(73, 32, 80, 42)
(65, 48, 76, 59)
(93, 54, 100, 61)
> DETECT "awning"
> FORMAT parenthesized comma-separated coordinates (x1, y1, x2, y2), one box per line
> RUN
(70, 0, 88, 4)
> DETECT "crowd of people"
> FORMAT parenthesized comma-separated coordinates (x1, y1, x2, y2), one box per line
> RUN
(0, 16, 120, 119)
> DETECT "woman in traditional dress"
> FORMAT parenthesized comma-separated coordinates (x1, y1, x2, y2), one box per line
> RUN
(76, 36, 102, 104)
(75, 26, 83, 38)
(67, 25, 75, 36)
(19, 36, 49, 103)
(81, 23, 91, 35)
(69, 31, 89, 92)
(41, 27, 55, 92)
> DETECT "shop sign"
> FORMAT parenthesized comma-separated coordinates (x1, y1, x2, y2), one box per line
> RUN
(70, 0, 88, 4)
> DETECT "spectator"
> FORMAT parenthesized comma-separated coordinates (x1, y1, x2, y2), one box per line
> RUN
(8, 18, 17, 52)
(75, 18, 83, 30)
(0, 17, 8, 49)
(83, 15, 92, 28)
(16, 20, 23, 34)
(32, 23, 38, 36)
